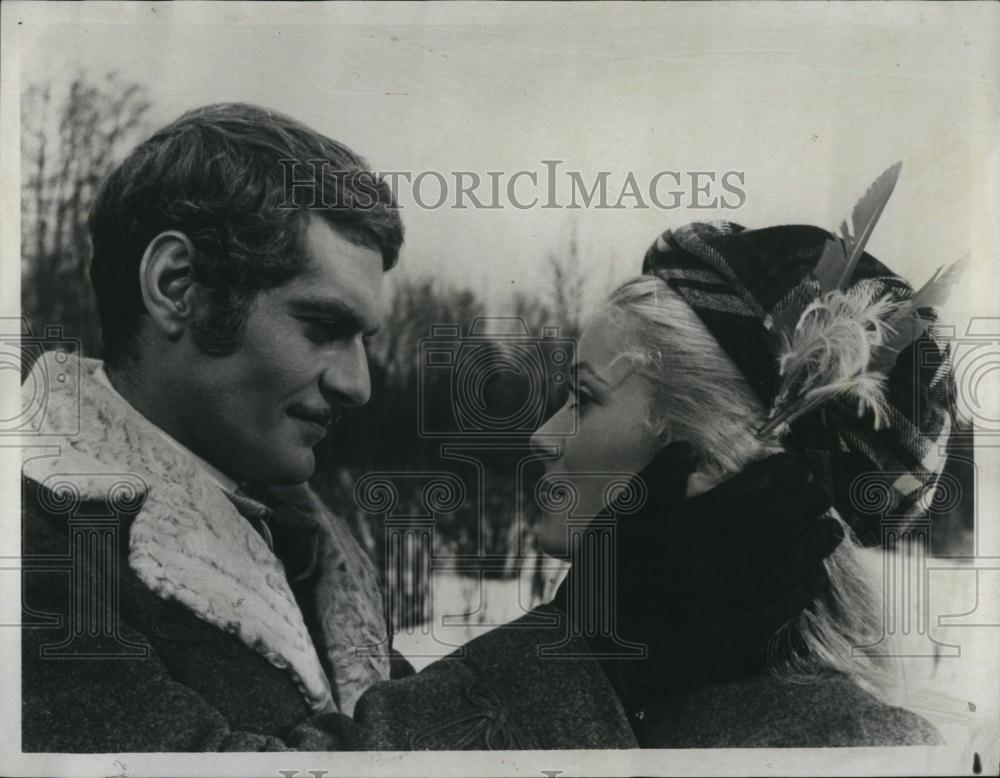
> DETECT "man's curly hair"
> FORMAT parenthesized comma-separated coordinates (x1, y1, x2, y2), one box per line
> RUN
(89, 102, 404, 368)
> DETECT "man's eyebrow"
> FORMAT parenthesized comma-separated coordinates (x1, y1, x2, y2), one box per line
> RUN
(289, 296, 382, 336)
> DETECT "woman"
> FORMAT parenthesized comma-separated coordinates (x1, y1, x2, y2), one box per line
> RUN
(532, 214, 954, 747)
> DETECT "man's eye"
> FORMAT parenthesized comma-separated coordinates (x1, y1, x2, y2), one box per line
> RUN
(304, 320, 343, 341)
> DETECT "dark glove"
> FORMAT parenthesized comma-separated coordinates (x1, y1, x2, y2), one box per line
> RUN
(550, 442, 843, 712)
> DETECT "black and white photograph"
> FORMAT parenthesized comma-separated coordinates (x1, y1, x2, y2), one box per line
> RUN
(1, 2, 998, 776)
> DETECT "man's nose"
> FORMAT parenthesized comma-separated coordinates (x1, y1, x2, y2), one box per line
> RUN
(321, 337, 372, 408)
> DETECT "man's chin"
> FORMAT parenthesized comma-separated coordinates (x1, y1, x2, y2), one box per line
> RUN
(245, 448, 317, 486)
(536, 519, 569, 558)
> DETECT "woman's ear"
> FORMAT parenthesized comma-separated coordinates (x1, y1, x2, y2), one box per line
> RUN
(645, 412, 672, 450)
(138, 231, 198, 340)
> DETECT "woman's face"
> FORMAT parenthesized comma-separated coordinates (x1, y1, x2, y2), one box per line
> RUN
(530, 309, 663, 555)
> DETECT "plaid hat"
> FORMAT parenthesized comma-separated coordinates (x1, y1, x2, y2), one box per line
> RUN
(642, 221, 955, 546)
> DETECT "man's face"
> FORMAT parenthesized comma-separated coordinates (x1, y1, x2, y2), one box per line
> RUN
(182, 217, 384, 485)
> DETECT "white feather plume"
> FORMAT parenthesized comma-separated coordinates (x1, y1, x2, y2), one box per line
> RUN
(760, 288, 901, 436)
(756, 162, 966, 441)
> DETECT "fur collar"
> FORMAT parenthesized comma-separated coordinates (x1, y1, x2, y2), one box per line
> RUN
(22, 352, 389, 715)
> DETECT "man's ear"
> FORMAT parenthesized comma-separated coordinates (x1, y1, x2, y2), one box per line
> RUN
(138, 231, 198, 340)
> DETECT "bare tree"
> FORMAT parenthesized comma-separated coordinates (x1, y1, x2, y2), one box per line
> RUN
(21, 72, 151, 357)
(542, 220, 618, 340)
(544, 225, 587, 340)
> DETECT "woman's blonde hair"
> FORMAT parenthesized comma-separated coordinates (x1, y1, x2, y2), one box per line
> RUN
(606, 275, 897, 697)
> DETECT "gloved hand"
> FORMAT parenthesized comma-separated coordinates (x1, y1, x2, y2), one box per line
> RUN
(550, 442, 843, 713)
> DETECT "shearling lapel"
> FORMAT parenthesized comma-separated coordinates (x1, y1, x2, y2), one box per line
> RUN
(21, 352, 335, 714)
(267, 483, 391, 715)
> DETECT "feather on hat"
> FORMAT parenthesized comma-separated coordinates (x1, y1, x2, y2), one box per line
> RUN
(642, 164, 961, 545)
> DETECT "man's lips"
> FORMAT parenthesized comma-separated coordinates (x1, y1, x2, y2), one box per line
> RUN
(290, 407, 337, 430)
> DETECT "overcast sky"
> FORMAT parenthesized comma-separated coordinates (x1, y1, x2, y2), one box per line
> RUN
(9, 1, 999, 327)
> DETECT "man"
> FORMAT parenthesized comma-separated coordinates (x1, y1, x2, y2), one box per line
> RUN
(20, 103, 639, 751)
(21, 103, 837, 752)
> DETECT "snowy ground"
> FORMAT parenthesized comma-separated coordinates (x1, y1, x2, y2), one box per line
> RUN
(392, 553, 567, 669)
